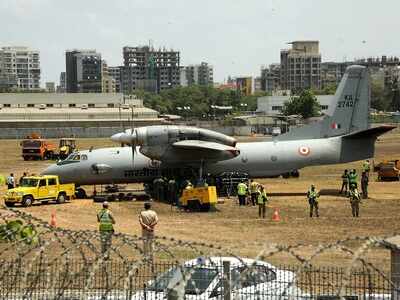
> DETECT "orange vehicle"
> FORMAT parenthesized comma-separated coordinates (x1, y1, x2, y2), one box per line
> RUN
(377, 160, 400, 181)
(21, 134, 56, 161)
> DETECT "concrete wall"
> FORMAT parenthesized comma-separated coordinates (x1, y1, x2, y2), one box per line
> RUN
(200, 126, 253, 136)
(1, 127, 128, 139)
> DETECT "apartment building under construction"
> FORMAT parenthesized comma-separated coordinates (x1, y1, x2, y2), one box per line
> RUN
(280, 41, 321, 91)
(121, 46, 180, 94)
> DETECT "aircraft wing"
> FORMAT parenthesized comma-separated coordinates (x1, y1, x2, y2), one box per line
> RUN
(173, 140, 239, 154)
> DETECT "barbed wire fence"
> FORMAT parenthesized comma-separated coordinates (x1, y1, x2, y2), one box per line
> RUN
(0, 206, 399, 300)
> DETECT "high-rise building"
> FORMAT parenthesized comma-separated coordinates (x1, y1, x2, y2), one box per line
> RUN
(108, 66, 122, 92)
(57, 72, 66, 93)
(183, 62, 213, 86)
(0, 46, 40, 91)
(121, 46, 180, 94)
(65, 49, 102, 93)
(180, 67, 189, 87)
(101, 61, 116, 93)
(354, 56, 400, 89)
(254, 77, 262, 93)
(280, 41, 321, 91)
(321, 62, 351, 89)
(261, 64, 281, 92)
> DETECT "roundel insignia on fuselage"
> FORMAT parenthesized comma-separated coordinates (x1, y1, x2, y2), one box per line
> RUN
(298, 146, 310, 156)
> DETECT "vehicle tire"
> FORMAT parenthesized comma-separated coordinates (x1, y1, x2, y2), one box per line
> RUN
(282, 172, 290, 179)
(187, 199, 201, 211)
(5, 201, 14, 207)
(56, 193, 66, 204)
(107, 194, 116, 202)
(93, 196, 106, 203)
(75, 188, 87, 199)
(200, 203, 211, 212)
(291, 170, 300, 178)
(22, 196, 33, 207)
(44, 152, 53, 160)
(23, 156, 28, 161)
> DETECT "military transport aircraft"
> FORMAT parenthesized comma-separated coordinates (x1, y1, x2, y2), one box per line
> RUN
(42, 65, 395, 195)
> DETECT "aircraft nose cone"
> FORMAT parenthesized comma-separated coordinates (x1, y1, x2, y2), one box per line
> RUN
(41, 164, 57, 175)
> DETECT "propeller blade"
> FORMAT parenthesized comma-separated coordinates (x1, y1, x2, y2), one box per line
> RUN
(131, 145, 135, 168)
(130, 128, 137, 168)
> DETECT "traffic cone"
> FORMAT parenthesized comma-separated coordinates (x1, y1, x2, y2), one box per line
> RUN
(272, 208, 281, 222)
(50, 213, 57, 227)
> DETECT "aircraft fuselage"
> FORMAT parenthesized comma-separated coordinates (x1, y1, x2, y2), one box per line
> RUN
(42, 136, 345, 185)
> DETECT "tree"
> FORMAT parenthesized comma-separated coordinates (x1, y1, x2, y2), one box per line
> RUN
(133, 85, 263, 119)
(370, 81, 387, 111)
(282, 90, 321, 119)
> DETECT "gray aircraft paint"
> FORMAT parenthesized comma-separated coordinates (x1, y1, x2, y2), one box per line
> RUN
(42, 65, 395, 185)
(43, 136, 342, 185)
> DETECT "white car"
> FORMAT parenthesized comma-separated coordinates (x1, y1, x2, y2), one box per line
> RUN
(134, 256, 305, 299)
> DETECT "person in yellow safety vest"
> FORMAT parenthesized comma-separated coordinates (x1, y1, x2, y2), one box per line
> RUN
(307, 184, 320, 218)
(349, 185, 361, 217)
(362, 160, 371, 176)
(257, 185, 268, 218)
(237, 181, 248, 206)
(249, 179, 259, 206)
(97, 201, 116, 258)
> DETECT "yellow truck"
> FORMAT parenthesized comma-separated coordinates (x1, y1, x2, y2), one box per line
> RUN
(4, 175, 75, 207)
(179, 186, 218, 212)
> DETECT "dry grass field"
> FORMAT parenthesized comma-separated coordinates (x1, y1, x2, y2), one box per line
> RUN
(0, 128, 399, 268)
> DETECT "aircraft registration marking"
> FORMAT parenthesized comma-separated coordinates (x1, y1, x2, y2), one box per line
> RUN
(298, 146, 310, 156)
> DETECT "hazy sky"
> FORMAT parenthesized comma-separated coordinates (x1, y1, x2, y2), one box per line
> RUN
(1, 0, 399, 86)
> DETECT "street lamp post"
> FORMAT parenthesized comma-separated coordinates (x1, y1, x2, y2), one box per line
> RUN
(177, 106, 191, 122)
(239, 103, 248, 112)
(210, 105, 215, 120)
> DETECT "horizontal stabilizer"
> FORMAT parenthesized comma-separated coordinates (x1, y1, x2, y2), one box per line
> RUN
(342, 125, 396, 139)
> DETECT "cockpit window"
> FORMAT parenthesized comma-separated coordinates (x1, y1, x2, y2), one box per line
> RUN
(65, 153, 75, 160)
(57, 152, 82, 165)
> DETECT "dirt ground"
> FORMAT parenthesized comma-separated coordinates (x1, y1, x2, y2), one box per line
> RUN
(0, 128, 399, 268)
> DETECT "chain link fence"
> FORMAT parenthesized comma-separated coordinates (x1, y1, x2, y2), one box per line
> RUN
(0, 207, 399, 299)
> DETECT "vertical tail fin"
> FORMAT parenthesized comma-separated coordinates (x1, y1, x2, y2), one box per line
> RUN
(277, 65, 370, 141)
(321, 65, 370, 137)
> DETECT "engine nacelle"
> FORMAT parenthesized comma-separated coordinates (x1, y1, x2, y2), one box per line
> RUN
(111, 125, 237, 148)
